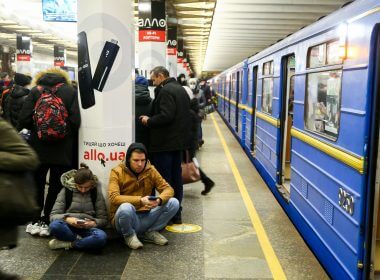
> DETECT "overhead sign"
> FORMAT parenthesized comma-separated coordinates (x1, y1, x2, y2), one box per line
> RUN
(167, 27, 177, 55)
(138, 0, 166, 42)
(54, 45, 66, 66)
(16, 35, 31, 62)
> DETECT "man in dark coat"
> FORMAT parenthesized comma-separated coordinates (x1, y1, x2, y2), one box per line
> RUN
(134, 75, 152, 149)
(3, 73, 32, 129)
(140, 66, 190, 224)
(18, 68, 81, 234)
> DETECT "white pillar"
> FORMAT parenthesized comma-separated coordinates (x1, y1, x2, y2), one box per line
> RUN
(77, 0, 135, 201)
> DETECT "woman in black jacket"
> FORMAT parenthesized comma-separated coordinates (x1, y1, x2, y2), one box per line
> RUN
(187, 98, 215, 195)
(3, 73, 32, 129)
(18, 68, 81, 236)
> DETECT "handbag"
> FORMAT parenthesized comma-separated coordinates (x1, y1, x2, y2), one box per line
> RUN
(181, 151, 201, 184)
(0, 171, 40, 225)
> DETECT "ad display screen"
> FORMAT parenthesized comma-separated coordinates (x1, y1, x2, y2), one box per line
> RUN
(42, 0, 77, 22)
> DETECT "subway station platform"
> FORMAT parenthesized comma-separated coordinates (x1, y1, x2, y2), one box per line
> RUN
(0, 113, 329, 279)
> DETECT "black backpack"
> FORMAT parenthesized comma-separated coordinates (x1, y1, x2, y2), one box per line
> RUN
(64, 188, 97, 212)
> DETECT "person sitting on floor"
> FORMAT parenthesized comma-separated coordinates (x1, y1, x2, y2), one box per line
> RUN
(108, 142, 179, 250)
(48, 163, 108, 251)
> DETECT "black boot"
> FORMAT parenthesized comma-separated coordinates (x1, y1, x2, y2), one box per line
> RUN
(201, 177, 215, 195)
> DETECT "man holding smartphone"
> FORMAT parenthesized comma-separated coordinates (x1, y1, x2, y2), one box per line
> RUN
(108, 143, 179, 250)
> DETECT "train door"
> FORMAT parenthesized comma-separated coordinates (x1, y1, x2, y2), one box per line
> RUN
(366, 24, 380, 280)
(236, 71, 240, 132)
(228, 74, 232, 123)
(278, 54, 295, 195)
(251, 66, 258, 153)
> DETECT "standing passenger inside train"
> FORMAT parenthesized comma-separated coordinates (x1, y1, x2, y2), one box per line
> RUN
(140, 66, 190, 224)
(108, 143, 179, 250)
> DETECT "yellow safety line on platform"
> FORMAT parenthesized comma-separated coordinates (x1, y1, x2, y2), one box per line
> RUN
(210, 113, 287, 280)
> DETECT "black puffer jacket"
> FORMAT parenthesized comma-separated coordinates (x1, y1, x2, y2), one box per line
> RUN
(18, 68, 81, 166)
(3, 85, 29, 129)
(135, 82, 152, 149)
(148, 78, 191, 152)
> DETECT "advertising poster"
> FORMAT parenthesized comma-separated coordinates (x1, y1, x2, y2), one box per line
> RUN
(78, 0, 135, 204)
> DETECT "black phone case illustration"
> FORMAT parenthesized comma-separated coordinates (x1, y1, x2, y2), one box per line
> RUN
(92, 39, 120, 92)
(77, 31, 95, 109)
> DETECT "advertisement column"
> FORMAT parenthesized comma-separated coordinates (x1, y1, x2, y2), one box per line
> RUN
(16, 34, 32, 74)
(137, 0, 166, 77)
(77, 0, 135, 201)
(166, 26, 177, 78)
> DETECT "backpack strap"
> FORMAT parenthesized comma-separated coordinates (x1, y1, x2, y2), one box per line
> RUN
(64, 188, 73, 212)
(90, 187, 97, 213)
(64, 187, 97, 213)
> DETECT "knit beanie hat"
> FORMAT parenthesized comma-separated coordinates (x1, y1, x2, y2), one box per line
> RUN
(14, 73, 32, 87)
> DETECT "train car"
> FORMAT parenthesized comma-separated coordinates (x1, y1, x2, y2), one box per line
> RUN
(212, 0, 380, 279)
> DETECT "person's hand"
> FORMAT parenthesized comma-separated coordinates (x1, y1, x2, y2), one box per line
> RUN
(140, 196, 159, 210)
(139, 116, 150, 126)
(82, 219, 97, 229)
(65, 217, 83, 228)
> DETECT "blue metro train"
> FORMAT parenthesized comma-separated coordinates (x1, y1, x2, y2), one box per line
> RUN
(210, 0, 380, 279)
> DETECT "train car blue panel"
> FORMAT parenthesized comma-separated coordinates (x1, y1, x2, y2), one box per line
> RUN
(291, 187, 357, 279)
(212, 3, 380, 279)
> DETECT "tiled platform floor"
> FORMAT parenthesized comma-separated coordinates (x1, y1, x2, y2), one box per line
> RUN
(0, 113, 328, 279)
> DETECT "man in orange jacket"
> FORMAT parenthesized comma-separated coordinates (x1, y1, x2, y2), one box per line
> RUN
(108, 143, 179, 249)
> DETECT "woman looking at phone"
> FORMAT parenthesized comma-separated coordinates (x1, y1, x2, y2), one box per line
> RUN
(48, 163, 108, 251)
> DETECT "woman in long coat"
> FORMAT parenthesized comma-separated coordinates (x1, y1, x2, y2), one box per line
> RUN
(0, 117, 39, 279)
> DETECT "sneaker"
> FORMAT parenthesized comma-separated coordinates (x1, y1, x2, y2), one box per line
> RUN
(39, 222, 50, 237)
(28, 222, 42, 235)
(48, 239, 72, 250)
(143, 231, 168, 246)
(124, 233, 143, 250)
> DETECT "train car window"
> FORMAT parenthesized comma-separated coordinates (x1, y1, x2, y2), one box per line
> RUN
(308, 40, 342, 68)
(305, 70, 342, 140)
(262, 61, 274, 114)
(327, 40, 342, 65)
(263, 61, 274, 75)
(309, 44, 326, 68)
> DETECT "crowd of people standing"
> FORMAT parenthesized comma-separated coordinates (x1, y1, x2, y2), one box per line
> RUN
(0, 65, 216, 278)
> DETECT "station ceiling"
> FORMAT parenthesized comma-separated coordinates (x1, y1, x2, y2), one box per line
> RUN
(0, 0, 353, 76)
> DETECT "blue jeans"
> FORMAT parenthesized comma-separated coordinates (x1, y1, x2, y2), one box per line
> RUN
(114, 198, 179, 237)
(49, 220, 107, 250)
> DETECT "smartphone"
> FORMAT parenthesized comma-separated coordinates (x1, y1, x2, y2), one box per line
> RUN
(148, 196, 157, 201)
(76, 219, 86, 225)
(77, 31, 95, 109)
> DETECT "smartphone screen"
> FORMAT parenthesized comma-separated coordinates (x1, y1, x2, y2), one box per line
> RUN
(76, 219, 86, 225)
